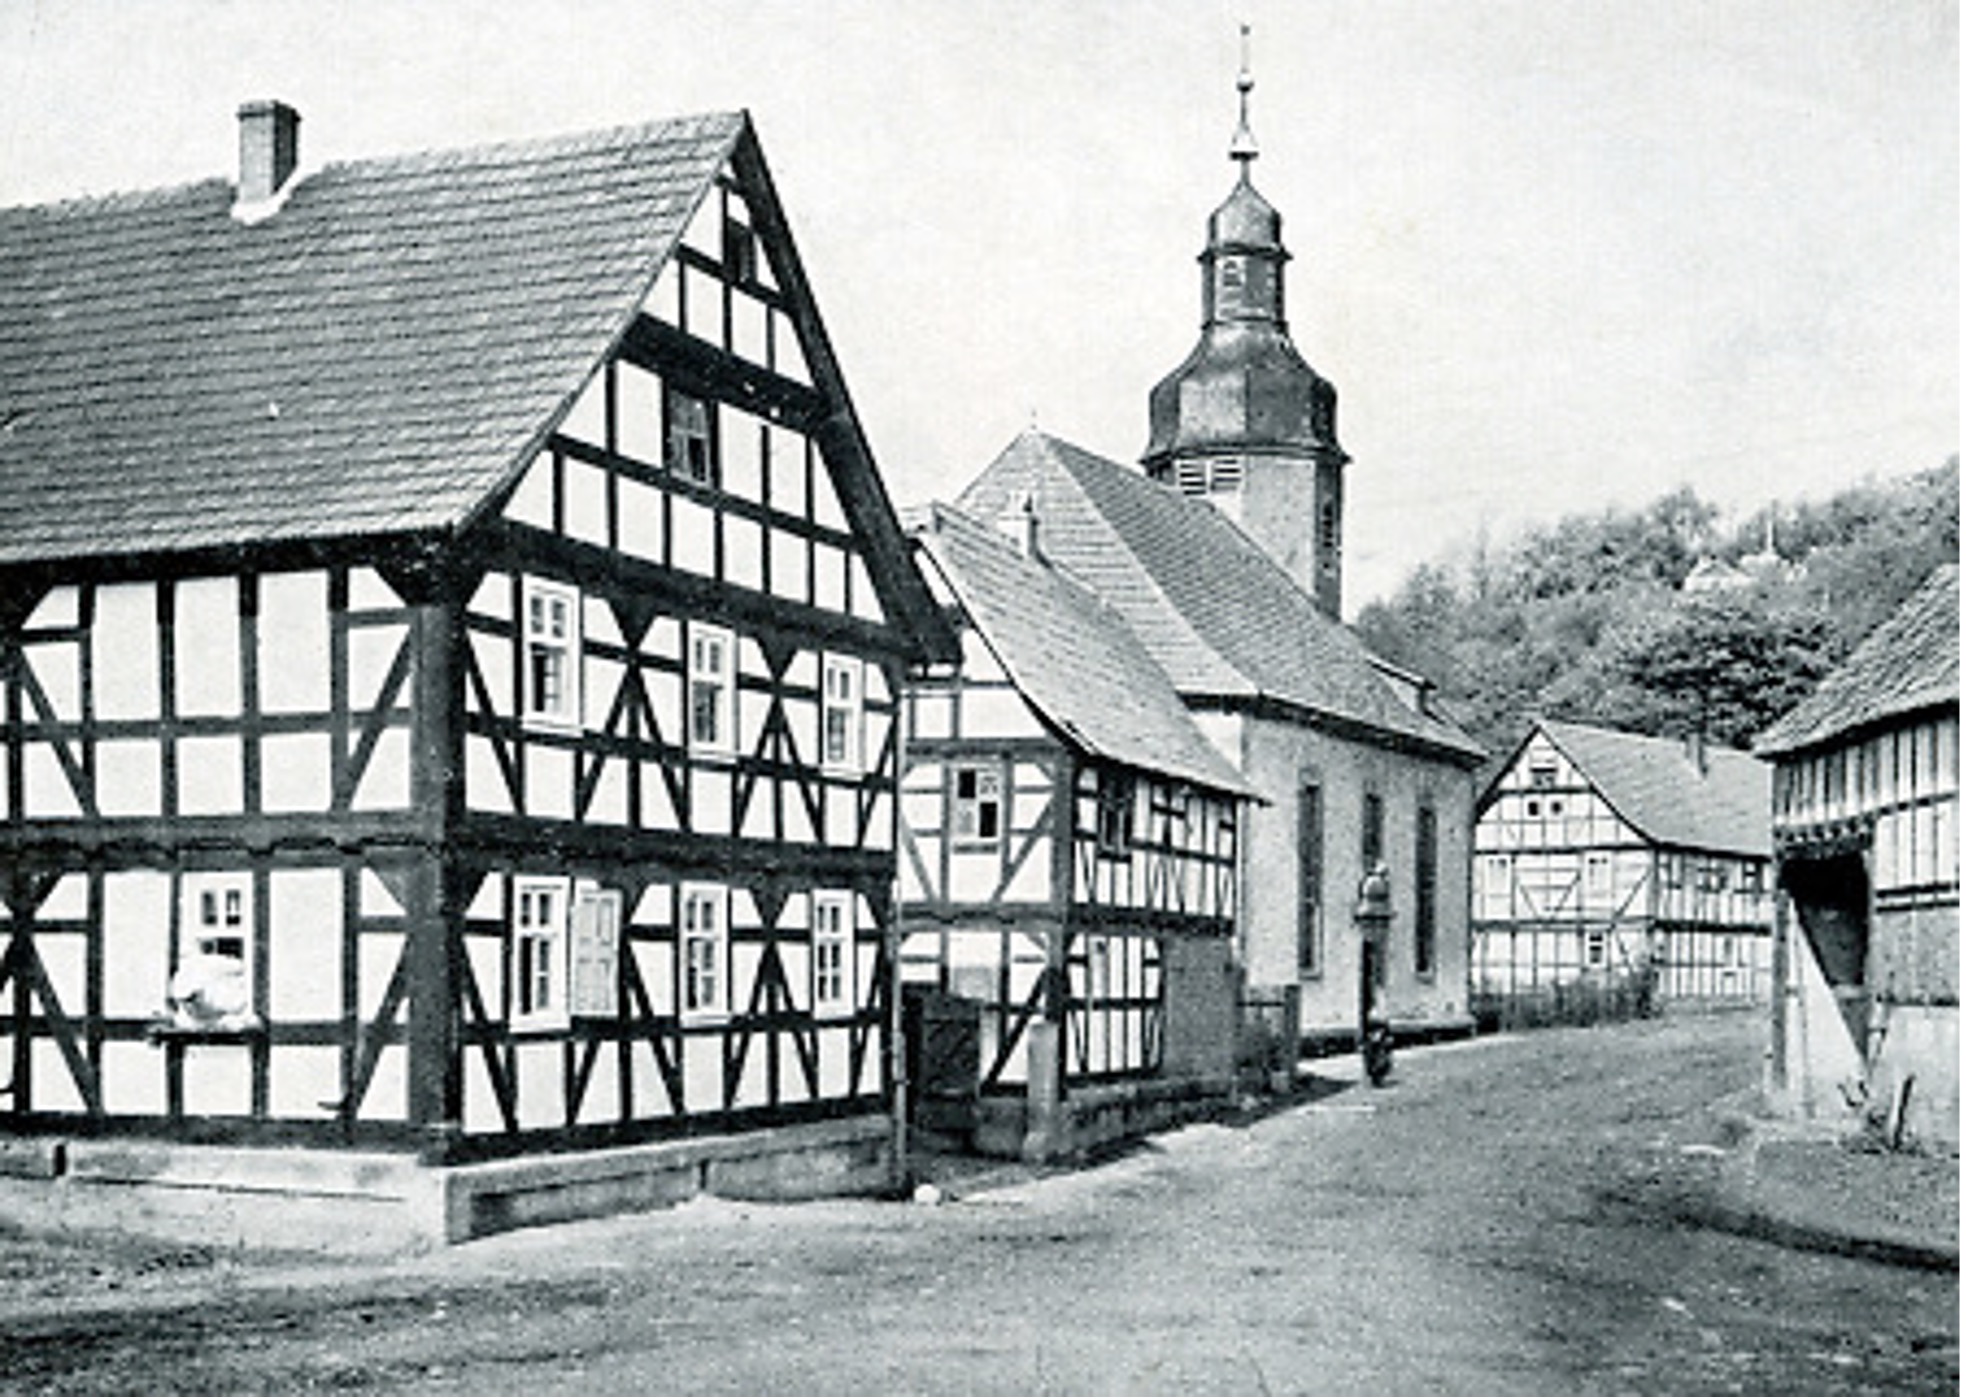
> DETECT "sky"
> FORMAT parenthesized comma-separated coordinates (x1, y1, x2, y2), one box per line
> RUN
(1, 1, 1956, 615)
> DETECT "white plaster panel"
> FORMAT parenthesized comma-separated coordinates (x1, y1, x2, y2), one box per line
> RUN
(864, 791, 894, 852)
(24, 642, 79, 720)
(631, 941, 673, 1018)
(95, 739, 162, 817)
(464, 1048, 503, 1134)
(359, 868, 403, 918)
(826, 786, 858, 848)
(269, 869, 343, 1021)
(25, 585, 77, 630)
(672, 496, 715, 579)
(101, 1041, 164, 1115)
(619, 477, 664, 564)
(176, 736, 244, 816)
(261, 732, 332, 813)
(640, 762, 678, 829)
(781, 780, 815, 844)
(359, 1045, 406, 1123)
(102, 872, 170, 1018)
(722, 414, 764, 504)
(693, 768, 732, 836)
(504, 456, 556, 532)
(23, 744, 81, 818)
(515, 1042, 566, 1131)
(586, 656, 624, 733)
(769, 527, 809, 602)
(811, 462, 847, 532)
(629, 1040, 672, 1119)
(470, 631, 514, 718)
(92, 582, 159, 720)
(269, 1046, 340, 1119)
(560, 370, 608, 450)
(467, 570, 512, 622)
(587, 757, 628, 826)
(347, 624, 408, 712)
(816, 1025, 849, 1098)
(725, 516, 764, 592)
(182, 1044, 251, 1117)
(464, 933, 504, 1015)
(257, 571, 331, 714)
(814, 542, 846, 612)
(681, 1032, 722, 1114)
(617, 360, 664, 464)
(36, 933, 84, 1010)
(564, 458, 609, 546)
(578, 1051, 621, 1126)
(174, 577, 241, 717)
(525, 744, 575, 822)
(31, 1039, 87, 1113)
(347, 568, 401, 612)
(849, 555, 885, 624)
(359, 932, 405, 1021)
(351, 726, 411, 811)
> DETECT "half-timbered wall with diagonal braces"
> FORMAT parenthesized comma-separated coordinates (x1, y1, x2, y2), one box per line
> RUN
(0, 149, 939, 1158)
(897, 631, 1239, 1095)
(1472, 730, 1773, 1005)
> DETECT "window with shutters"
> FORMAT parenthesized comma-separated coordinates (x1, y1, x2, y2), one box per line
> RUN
(512, 876, 570, 1026)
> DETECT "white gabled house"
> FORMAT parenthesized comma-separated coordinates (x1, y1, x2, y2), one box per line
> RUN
(0, 103, 955, 1243)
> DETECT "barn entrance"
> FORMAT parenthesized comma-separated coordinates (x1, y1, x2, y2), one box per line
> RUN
(1781, 851, 1871, 1051)
(901, 985, 980, 1149)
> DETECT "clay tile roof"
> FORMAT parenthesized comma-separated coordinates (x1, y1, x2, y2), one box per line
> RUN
(915, 504, 1255, 800)
(0, 111, 745, 564)
(1535, 719, 1771, 857)
(1756, 564, 1960, 757)
(954, 430, 1484, 764)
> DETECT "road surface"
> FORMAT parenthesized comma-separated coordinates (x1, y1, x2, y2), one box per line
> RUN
(0, 1010, 1955, 1394)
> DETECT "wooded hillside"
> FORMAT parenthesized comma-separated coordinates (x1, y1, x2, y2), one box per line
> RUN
(1354, 458, 1958, 760)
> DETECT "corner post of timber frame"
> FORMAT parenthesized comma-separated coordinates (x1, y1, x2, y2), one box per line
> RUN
(383, 539, 473, 1161)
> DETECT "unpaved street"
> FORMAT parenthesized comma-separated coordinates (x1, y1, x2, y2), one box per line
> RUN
(0, 1010, 1955, 1394)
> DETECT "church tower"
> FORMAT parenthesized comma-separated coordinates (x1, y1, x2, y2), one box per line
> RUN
(1142, 35, 1350, 618)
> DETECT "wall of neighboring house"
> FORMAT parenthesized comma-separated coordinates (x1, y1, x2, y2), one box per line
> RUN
(1231, 712, 1474, 1040)
(896, 629, 1240, 1098)
(1771, 708, 1958, 1147)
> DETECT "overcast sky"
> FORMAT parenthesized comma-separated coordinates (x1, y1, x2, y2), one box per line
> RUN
(2, 1, 1955, 613)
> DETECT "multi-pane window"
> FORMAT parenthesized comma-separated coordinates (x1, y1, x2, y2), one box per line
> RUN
(952, 764, 1002, 848)
(811, 891, 851, 1016)
(666, 386, 717, 485)
(1585, 852, 1614, 900)
(1584, 927, 1608, 967)
(513, 877, 570, 1024)
(1414, 804, 1438, 977)
(821, 655, 864, 774)
(190, 876, 250, 962)
(681, 884, 728, 1019)
(1480, 855, 1513, 919)
(688, 624, 735, 755)
(1096, 771, 1135, 856)
(1298, 783, 1324, 976)
(522, 578, 580, 728)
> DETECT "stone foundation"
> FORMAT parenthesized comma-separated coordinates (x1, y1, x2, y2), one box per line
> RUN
(971, 1073, 1235, 1162)
(0, 1114, 896, 1254)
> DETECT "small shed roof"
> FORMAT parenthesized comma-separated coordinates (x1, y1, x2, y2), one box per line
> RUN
(915, 504, 1256, 800)
(1756, 565, 1960, 758)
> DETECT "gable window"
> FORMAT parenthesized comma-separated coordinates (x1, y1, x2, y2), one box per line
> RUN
(821, 654, 864, 774)
(523, 578, 581, 728)
(1414, 804, 1438, 977)
(1096, 771, 1135, 856)
(952, 764, 1002, 848)
(688, 624, 736, 756)
(1585, 852, 1613, 900)
(811, 891, 852, 1016)
(1298, 783, 1325, 976)
(681, 883, 729, 1019)
(665, 386, 717, 486)
(512, 876, 570, 1026)
(1529, 763, 1558, 790)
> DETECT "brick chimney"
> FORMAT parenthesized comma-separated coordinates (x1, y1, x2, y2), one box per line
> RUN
(234, 100, 300, 215)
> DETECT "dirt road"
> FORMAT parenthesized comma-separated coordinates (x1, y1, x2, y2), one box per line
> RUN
(1, 1010, 1955, 1394)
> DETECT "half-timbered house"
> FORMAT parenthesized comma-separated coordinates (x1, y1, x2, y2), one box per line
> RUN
(0, 103, 954, 1243)
(1471, 719, 1774, 1020)
(896, 503, 1254, 1159)
(953, 431, 1484, 1053)
(1757, 565, 1958, 1149)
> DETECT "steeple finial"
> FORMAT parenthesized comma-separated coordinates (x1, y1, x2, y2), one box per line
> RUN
(1230, 23, 1259, 170)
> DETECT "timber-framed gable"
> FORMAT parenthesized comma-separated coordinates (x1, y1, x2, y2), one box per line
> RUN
(0, 106, 954, 1170)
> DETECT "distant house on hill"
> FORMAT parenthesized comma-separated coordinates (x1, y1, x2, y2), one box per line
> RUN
(0, 102, 956, 1244)
(1472, 719, 1774, 1018)
(1756, 564, 1958, 1149)
(895, 503, 1256, 1161)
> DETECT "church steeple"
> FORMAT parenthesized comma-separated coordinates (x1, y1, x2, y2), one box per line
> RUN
(1143, 30, 1350, 618)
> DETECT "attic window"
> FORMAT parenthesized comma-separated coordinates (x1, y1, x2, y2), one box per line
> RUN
(723, 218, 757, 283)
(1529, 763, 1558, 790)
(665, 386, 718, 486)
